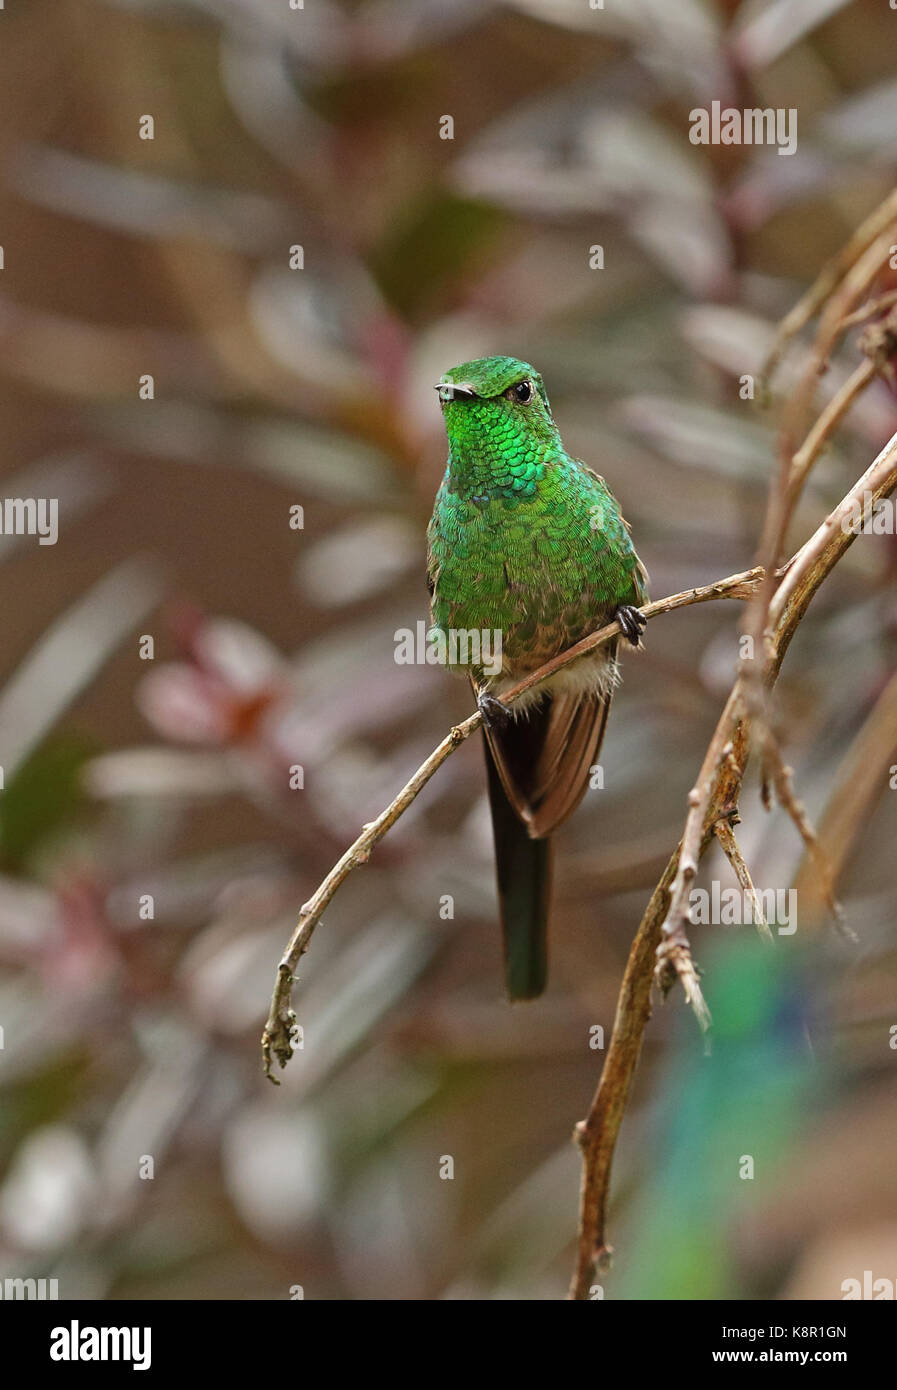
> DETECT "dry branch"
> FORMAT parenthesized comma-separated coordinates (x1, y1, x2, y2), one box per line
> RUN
(569, 424, 897, 1300)
(568, 191, 897, 1298)
(713, 818, 773, 943)
(654, 427, 897, 1018)
(745, 191, 897, 760)
(792, 669, 897, 925)
(759, 187, 897, 388)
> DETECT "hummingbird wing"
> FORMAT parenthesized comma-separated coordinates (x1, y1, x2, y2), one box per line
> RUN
(480, 640, 618, 840)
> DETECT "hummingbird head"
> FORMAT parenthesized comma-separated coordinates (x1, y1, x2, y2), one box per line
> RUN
(434, 356, 559, 448)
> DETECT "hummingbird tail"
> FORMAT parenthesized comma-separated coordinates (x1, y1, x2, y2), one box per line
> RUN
(484, 739, 552, 1000)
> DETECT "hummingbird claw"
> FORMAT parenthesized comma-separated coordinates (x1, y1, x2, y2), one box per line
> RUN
(477, 691, 513, 731)
(616, 604, 647, 647)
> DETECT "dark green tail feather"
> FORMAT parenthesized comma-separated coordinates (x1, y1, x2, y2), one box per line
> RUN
(484, 740, 552, 1000)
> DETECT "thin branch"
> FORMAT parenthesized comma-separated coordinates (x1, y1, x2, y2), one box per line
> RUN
(788, 357, 877, 498)
(746, 199, 897, 749)
(839, 289, 897, 331)
(792, 669, 897, 925)
(261, 567, 766, 1080)
(760, 187, 897, 388)
(745, 308, 889, 729)
(568, 201, 897, 1301)
(713, 817, 773, 943)
(567, 848, 679, 1299)
(656, 426, 897, 1015)
(761, 739, 852, 941)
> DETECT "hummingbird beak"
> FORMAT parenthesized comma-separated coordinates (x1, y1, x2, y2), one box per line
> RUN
(435, 383, 478, 402)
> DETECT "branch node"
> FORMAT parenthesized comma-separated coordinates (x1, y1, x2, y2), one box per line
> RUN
(261, 964, 298, 1083)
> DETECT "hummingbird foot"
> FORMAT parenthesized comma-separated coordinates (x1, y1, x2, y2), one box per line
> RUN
(615, 604, 647, 647)
(477, 691, 513, 731)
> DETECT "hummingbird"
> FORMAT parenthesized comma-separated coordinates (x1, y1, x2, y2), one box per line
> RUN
(426, 356, 648, 1000)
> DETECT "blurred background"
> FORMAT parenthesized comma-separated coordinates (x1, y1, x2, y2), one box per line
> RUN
(1, 0, 897, 1301)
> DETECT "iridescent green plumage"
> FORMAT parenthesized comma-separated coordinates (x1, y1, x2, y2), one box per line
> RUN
(427, 356, 647, 999)
(428, 357, 645, 680)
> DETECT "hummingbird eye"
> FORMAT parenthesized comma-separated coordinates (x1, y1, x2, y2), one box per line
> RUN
(509, 379, 534, 404)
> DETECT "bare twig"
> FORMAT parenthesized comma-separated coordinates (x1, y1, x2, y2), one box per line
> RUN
(788, 357, 877, 498)
(839, 289, 897, 331)
(713, 817, 773, 943)
(568, 849, 679, 1299)
(761, 738, 852, 940)
(760, 188, 897, 389)
(656, 427, 897, 1014)
(569, 201, 897, 1301)
(793, 670, 897, 924)
(746, 194, 897, 756)
(745, 310, 889, 727)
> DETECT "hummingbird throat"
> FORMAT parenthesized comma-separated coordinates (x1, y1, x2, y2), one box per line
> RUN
(444, 401, 559, 504)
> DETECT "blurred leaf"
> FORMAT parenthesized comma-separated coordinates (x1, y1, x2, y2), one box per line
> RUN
(733, 0, 854, 70)
(0, 558, 164, 781)
(295, 514, 418, 606)
(0, 736, 95, 872)
(369, 192, 510, 320)
(0, 1054, 89, 1168)
(9, 144, 291, 252)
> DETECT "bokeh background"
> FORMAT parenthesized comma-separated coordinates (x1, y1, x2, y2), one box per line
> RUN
(1, 0, 897, 1301)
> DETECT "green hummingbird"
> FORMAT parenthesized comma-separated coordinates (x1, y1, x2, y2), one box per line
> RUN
(426, 356, 648, 1000)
